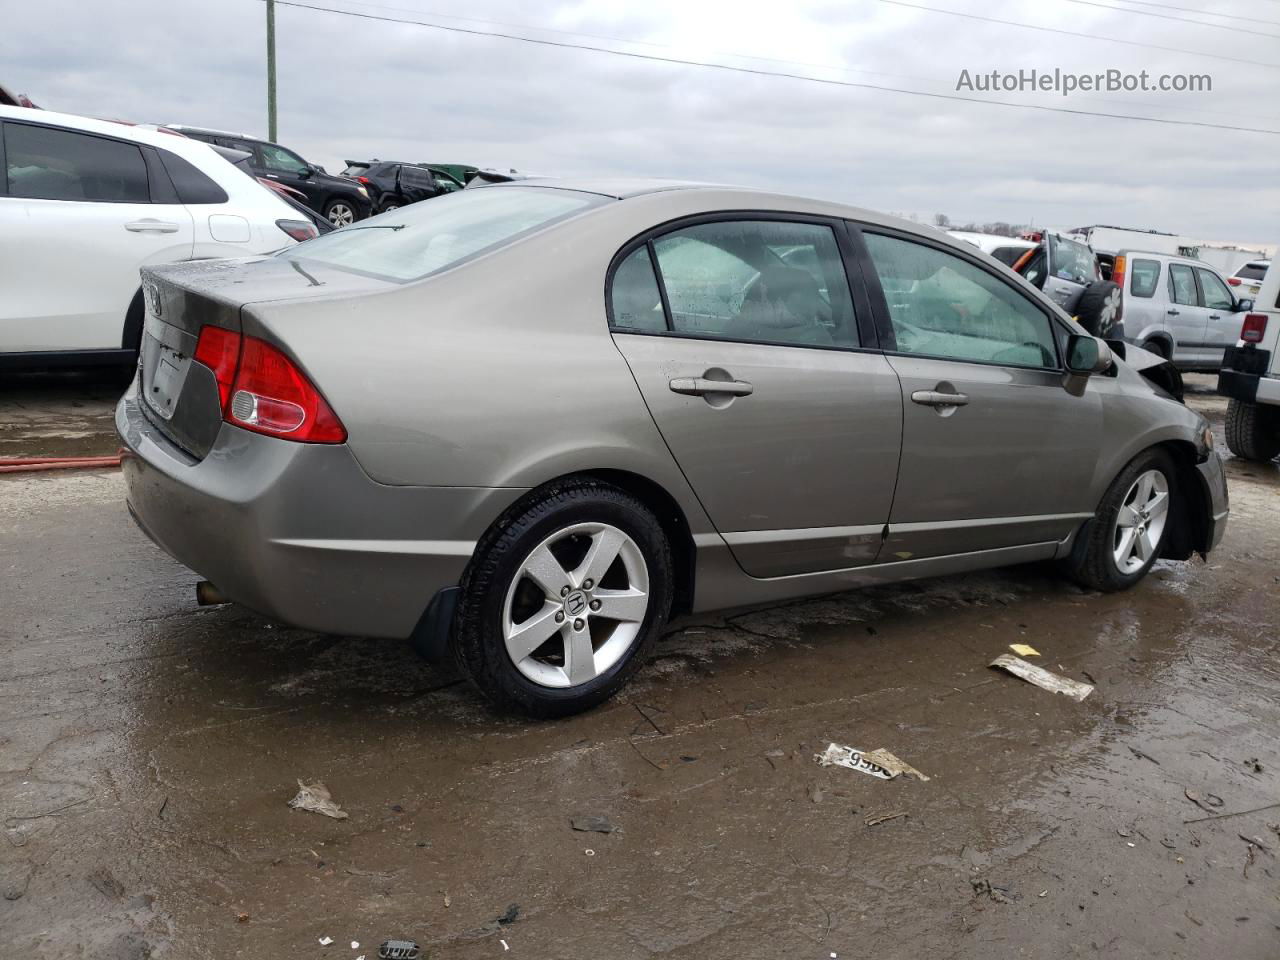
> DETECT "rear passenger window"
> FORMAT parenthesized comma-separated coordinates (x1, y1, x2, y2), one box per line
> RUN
(4, 123, 149, 203)
(1196, 268, 1233, 311)
(1129, 259, 1160, 298)
(158, 150, 229, 204)
(864, 232, 1057, 368)
(647, 220, 859, 349)
(609, 246, 666, 332)
(1168, 264, 1198, 306)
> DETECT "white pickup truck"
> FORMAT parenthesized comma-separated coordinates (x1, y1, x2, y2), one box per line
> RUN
(1217, 262, 1280, 460)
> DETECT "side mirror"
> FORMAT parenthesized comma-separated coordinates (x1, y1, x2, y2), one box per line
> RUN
(1234, 298, 1255, 313)
(1066, 334, 1113, 375)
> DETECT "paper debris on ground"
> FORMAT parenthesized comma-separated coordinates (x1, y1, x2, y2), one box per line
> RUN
(815, 743, 929, 781)
(289, 780, 349, 820)
(570, 815, 615, 834)
(989, 654, 1093, 702)
(864, 810, 909, 827)
(1009, 643, 1040, 657)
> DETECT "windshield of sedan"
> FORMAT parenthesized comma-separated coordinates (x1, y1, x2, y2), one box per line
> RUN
(281, 186, 604, 281)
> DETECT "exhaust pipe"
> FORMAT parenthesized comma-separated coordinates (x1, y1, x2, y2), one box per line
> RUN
(196, 581, 229, 606)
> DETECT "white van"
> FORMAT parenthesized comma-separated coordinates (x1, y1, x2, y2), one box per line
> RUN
(1218, 262, 1280, 460)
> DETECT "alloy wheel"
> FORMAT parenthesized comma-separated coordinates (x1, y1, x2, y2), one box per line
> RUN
(1112, 469, 1169, 574)
(502, 522, 649, 688)
(327, 203, 355, 226)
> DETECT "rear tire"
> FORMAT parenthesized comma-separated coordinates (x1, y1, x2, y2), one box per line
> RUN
(1140, 338, 1171, 361)
(1225, 399, 1280, 462)
(1062, 448, 1177, 592)
(453, 478, 673, 718)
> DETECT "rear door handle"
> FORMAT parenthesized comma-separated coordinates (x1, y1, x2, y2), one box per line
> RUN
(1209, 314, 1221, 320)
(1167, 308, 1180, 316)
(669, 377, 754, 397)
(125, 220, 180, 233)
(911, 390, 969, 407)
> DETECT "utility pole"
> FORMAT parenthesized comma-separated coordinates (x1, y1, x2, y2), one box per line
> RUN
(266, 0, 278, 141)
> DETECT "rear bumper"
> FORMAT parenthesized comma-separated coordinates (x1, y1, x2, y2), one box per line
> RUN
(117, 387, 524, 639)
(1217, 346, 1277, 406)
(1195, 452, 1229, 554)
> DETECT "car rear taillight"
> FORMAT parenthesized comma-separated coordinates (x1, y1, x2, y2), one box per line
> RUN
(276, 219, 318, 243)
(193, 325, 241, 409)
(357, 176, 371, 185)
(1112, 254, 1126, 290)
(1241, 313, 1268, 344)
(1227, 276, 1242, 286)
(191, 326, 346, 443)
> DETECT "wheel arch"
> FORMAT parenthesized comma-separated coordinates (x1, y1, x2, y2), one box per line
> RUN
(1138, 331, 1174, 359)
(554, 468, 697, 616)
(1155, 439, 1210, 561)
(121, 287, 145, 353)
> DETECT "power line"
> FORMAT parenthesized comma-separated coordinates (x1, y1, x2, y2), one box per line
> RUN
(324, 0, 1276, 122)
(1058, 0, 1280, 38)
(1097, 0, 1280, 29)
(873, 0, 1280, 70)
(263, 0, 1280, 135)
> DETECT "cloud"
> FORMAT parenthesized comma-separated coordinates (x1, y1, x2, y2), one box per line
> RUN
(3, 0, 1277, 243)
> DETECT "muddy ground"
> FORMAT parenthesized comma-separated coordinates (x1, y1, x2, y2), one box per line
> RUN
(1, 371, 1278, 960)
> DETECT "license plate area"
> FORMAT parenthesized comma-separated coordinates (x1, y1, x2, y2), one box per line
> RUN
(141, 313, 198, 422)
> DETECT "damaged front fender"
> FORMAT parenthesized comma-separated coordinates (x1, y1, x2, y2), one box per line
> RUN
(1107, 339, 1184, 402)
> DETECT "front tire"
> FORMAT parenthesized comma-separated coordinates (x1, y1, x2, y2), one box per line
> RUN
(1225, 399, 1280, 462)
(1063, 449, 1176, 592)
(323, 199, 358, 226)
(453, 479, 673, 718)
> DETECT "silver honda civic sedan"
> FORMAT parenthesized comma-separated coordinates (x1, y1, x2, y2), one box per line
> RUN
(118, 180, 1228, 716)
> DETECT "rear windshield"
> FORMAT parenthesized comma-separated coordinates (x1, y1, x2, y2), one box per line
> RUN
(1048, 234, 1099, 285)
(282, 186, 603, 281)
(1236, 263, 1268, 281)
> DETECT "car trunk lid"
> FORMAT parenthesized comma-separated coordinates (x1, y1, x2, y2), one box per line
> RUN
(138, 256, 393, 459)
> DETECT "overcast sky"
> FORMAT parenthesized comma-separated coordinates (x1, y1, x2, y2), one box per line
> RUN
(4, 0, 1277, 245)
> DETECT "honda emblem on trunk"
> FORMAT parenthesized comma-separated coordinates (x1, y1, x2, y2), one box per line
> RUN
(144, 281, 163, 318)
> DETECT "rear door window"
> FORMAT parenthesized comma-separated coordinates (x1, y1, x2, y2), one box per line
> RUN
(609, 246, 666, 332)
(864, 232, 1058, 368)
(1168, 264, 1199, 306)
(1196, 268, 1233, 310)
(648, 220, 859, 349)
(1129, 258, 1160, 298)
(4, 123, 149, 203)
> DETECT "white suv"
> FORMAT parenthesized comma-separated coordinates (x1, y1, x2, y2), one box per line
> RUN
(1218, 261, 1280, 460)
(0, 105, 315, 367)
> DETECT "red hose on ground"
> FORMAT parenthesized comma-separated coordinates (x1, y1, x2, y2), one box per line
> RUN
(0, 451, 124, 474)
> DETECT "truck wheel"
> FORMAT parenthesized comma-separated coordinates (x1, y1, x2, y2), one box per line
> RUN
(453, 478, 673, 718)
(1075, 281, 1123, 337)
(1062, 448, 1176, 592)
(1225, 399, 1280, 462)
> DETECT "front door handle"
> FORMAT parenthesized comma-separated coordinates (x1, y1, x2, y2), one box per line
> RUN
(1209, 314, 1221, 320)
(911, 390, 969, 408)
(669, 377, 753, 397)
(1167, 308, 1180, 316)
(125, 220, 180, 233)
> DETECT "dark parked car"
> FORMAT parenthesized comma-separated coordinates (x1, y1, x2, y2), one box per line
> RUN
(167, 126, 371, 225)
(209, 145, 333, 236)
(340, 160, 452, 213)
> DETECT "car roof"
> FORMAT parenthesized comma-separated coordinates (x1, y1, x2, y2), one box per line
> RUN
(0, 105, 242, 161)
(166, 124, 258, 140)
